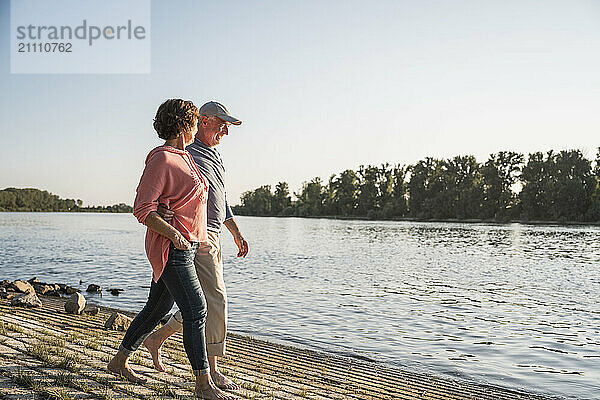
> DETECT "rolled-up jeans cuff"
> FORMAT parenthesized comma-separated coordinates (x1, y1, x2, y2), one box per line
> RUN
(119, 344, 134, 356)
(166, 313, 183, 332)
(207, 341, 226, 357)
(193, 368, 210, 376)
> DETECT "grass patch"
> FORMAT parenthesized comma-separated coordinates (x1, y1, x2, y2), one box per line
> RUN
(149, 381, 177, 397)
(11, 368, 73, 400)
(0, 321, 25, 333)
(25, 341, 54, 364)
(56, 352, 79, 372)
(13, 368, 35, 388)
(84, 337, 103, 350)
(25, 340, 80, 373)
(65, 331, 84, 345)
(54, 371, 75, 387)
(98, 387, 114, 400)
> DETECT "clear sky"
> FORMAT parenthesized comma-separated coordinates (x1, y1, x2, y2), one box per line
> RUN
(1, 0, 599, 206)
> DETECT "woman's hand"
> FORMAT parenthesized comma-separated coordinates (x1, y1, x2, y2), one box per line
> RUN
(172, 232, 192, 250)
(145, 211, 191, 250)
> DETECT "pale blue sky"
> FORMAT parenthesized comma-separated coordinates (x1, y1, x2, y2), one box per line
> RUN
(1, 0, 599, 205)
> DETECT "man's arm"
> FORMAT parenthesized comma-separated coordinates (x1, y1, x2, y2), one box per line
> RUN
(224, 217, 248, 258)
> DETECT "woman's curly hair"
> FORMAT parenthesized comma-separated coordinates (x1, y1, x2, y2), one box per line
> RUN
(153, 99, 199, 140)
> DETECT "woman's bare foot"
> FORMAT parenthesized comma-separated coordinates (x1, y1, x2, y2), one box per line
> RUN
(195, 381, 238, 400)
(210, 370, 240, 391)
(143, 335, 166, 372)
(107, 352, 147, 384)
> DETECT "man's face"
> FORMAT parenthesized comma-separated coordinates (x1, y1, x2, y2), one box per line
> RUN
(198, 116, 230, 147)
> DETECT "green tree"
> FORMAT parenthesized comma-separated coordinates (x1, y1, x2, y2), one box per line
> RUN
(328, 169, 359, 216)
(553, 150, 595, 221)
(295, 178, 325, 216)
(387, 164, 408, 217)
(239, 185, 273, 216)
(481, 151, 524, 220)
(408, 158, 435, 219)
(272, 182, 292, 216)
(357, 165, 380, 217)
(520, 151, 556, 220)
(448, 155, 483, 219)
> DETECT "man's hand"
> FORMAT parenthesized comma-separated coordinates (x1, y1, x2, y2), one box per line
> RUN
(224, 218, 248, 258)
(233, 233, 249, 258)
(157, 203, 174, 223)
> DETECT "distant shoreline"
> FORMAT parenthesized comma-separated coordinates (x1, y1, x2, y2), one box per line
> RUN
(233, 213, 600, 227)
(0, 210, 131, 214)
(3, 210, 600, 227)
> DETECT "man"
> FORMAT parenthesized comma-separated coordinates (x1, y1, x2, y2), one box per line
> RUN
(143, 101, 248, 392)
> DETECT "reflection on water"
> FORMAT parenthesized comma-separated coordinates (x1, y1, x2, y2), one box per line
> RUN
(1, 213, 599, 399)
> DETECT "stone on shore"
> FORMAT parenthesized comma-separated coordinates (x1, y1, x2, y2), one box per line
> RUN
(0, 280, 10, 288)
(11, 292, 42, 308)
(104, 312, 132, 331)
(27, 277, 39, 284)
(10, 280, 34, 294)
(86, 284, 102, 293)
(57, 283, 79, 295)
(64, 293, 86, 315)
(84, 305, 99, 315)
(0, 287, 7, 299)
(33, 283, 54, 295)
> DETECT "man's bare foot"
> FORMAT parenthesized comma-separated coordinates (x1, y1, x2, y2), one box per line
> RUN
(195, 382, 238, 400)
(143, 334, 166, 372)
(210, 370, 240, 391)
(107, 355, 147, 384)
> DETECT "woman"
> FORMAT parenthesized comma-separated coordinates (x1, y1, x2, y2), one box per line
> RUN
(107, 99, 236, 400)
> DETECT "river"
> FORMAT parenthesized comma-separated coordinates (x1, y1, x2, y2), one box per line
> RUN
(1, 213, 598, 399)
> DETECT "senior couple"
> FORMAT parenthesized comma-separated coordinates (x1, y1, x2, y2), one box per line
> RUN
(107, 99, 247, 400)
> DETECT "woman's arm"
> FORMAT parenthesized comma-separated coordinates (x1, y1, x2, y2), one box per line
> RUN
(145, 211, 192, 250)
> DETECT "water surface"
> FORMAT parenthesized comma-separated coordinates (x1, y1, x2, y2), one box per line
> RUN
(1, 213, 598, 399)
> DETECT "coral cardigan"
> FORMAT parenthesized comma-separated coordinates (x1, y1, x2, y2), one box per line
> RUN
(133, 146, 208, 282)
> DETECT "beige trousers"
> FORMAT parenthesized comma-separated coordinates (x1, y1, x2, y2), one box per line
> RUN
(166, 231, 228, 356)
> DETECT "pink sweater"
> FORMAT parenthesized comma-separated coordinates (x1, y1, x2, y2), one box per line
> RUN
(133, 146, 208, 282)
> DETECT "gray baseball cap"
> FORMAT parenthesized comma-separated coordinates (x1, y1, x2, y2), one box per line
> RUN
(198, 101, 242, 125)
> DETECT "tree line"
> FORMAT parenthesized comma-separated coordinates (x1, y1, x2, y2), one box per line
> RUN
(232, 149, 600, 223)
(0, 188, 132, 213)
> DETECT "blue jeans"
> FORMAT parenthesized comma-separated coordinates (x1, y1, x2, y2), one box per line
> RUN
(119, 242, 209, 375)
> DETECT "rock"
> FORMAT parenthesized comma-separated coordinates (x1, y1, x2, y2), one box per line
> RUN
(0, 287, 7, 299)
(27, 277, 40, 284)
(86, 284, 102, 293)
(109, 288, 123, 296)
(33, 283, 54, 295)
(0, 280, 11, 288)
(65, 287, 79, 295)
(84, 305, 99, 316)
(104, 312, 132, 331)
(11, 292, 42, 308)
(56, 284, 79, 295)
(64, 293, 86, 315)
(52, 284, 61, 291)
(10, 280, 34, 294)
(46, 290, 61, 297)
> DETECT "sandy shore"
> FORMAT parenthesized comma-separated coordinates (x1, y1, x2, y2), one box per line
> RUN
(0, 295, 552, 400)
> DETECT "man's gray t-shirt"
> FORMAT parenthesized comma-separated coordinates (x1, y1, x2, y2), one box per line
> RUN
(186, 138, 233, 233)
